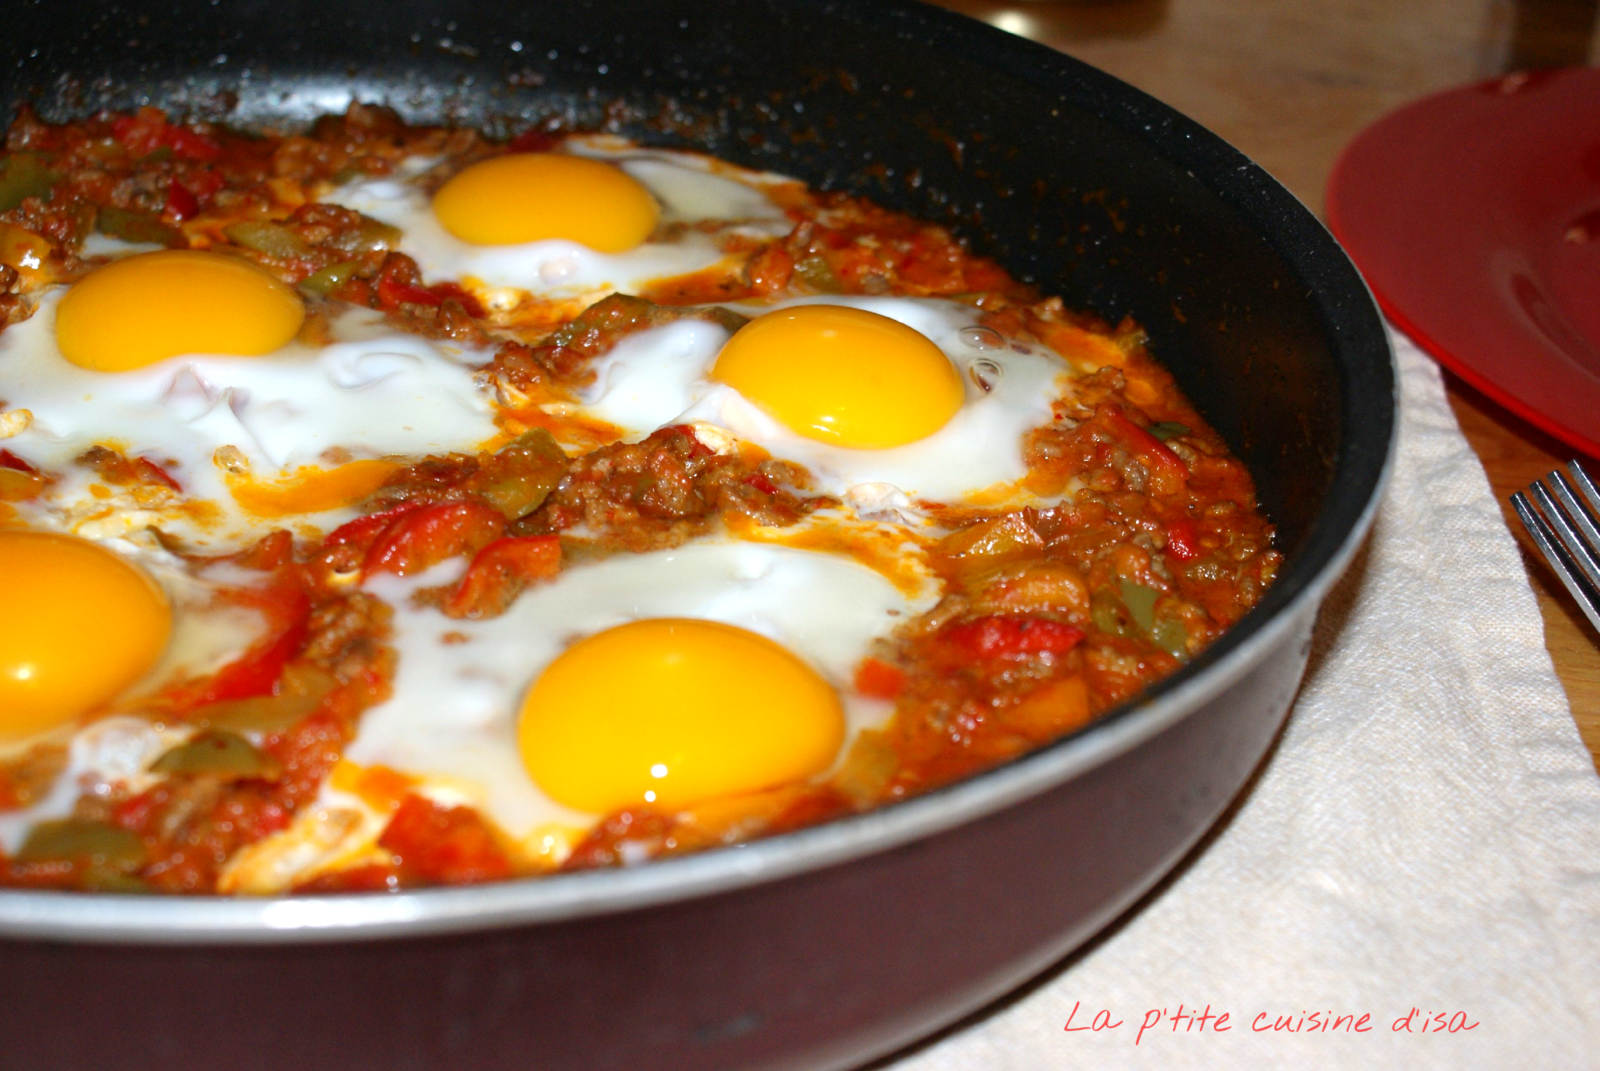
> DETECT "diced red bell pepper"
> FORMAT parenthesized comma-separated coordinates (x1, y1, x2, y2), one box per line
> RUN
(379, 794, 513, 885)
(1101, 406, 1188, 488)
(377, 274, 442, 309)
(135, 457, 182, 492)
(177, 582, 312, 708)
(110, 785, 164, 831)
(374, 255, 437, 309)
(235, 529, 294, 571)
(373, 260, 483, 315)
(323, 502, 426, 553)
(853, 657, 906, 700)
(743, 472, 780, 495)
(665, 424, 715, 460)
(508, 130, 557, 154)
(1165, 518, 1201, 562)
(164, 180, 199, 221)
(942, 616, 1085, 661)
(362, 501, 507, 578)
(429, 281, 486, 318)
(746, 244, 794, 294)
(0, 450, 36, 473)
(444, 535, 561, 618)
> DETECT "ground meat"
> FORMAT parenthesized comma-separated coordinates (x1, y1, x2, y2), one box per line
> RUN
(526, 425, 827, 553)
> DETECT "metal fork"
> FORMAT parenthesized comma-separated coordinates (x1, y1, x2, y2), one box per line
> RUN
(1512, 460, 1600, 636)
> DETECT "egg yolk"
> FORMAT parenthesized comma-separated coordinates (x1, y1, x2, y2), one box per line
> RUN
(228, 459, 401, 518)
(712, 305, 965, 449)
(0, 531, 172, 740)
(55, 250, 305, 372)
(431, 154, 660, 252)
(518, 618, 845, 815)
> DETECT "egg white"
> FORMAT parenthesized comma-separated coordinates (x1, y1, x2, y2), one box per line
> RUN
(577, 294, 1072, 505)
(0, 716, 188, 855)
(0, 288, 500, 545)
(319, 141, 794, 303)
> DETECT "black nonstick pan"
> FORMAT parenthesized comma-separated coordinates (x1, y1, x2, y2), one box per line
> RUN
(0, 2, 1394, 1068)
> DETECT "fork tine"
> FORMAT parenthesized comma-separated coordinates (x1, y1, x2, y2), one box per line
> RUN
(1512, 489, 1600, 635)
(1567, 459, 1600, 516)
(1552, 464, 1600, 548)
(1531, 479, 1600, 592)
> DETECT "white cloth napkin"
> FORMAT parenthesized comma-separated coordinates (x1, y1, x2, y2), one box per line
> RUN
(886, 330, 1600, 1070)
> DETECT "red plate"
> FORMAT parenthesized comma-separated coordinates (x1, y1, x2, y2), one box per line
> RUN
(1327, 67, 1600, 458)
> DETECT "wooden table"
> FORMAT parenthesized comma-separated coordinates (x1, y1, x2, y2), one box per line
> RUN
(928, 0, 1600, 768)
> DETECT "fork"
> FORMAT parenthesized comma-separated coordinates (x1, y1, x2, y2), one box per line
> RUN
(1511, 460, 1600, 636)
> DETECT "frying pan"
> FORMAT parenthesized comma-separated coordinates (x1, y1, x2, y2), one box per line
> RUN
(0, 2, 1394, 1068)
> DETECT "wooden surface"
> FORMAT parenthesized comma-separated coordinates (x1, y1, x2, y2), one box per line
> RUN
(928, 0, 1600, 768)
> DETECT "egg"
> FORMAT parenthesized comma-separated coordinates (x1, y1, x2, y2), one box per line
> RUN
(0, 535, 273, 852)
(53, 250, 305, 372)
(329, 540, 935, 858)
(0, 285, 501, 545)
(577, 295, 1072, 505)
(520, 618, 845, 815)
(432, 153, 660, 252)
(711, 305, 966, 449)
(0, 530, 172, 740)
(319, 141, 795, 305)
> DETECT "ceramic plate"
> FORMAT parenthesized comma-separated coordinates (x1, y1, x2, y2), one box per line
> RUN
(1327, 67, 1600, 456)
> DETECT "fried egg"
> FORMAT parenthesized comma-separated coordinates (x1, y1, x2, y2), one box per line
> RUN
(281, 540, 936, 873)
(320, 140, 795, 307)
(0, 534, 271, 852)
(577, 295, 1071, 506)
(1, 258, 500, 544)
(0, 531, 172, 740)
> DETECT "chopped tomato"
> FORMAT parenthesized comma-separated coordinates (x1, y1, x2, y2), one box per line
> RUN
(0, 450, 36, 473)
(1165, 518, 1201, 562)
(444, 535, 562, 618)
(853, 657, 906, 700)
(362, 501, 507, 578)
(110, 107, 220, 162)
(379, 794, 513, 885)
(296, 863, 402, 893)
(942, 616, 1085, 661)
